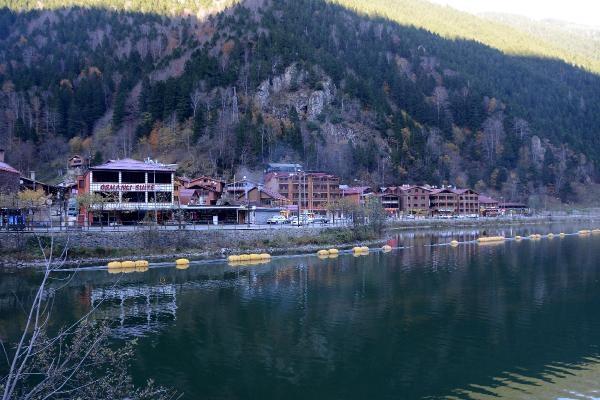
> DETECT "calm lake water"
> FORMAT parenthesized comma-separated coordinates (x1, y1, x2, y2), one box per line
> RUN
(3, 223, 600, 399)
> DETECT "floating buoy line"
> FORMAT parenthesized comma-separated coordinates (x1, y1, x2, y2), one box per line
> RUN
(53, 227, 599, 274)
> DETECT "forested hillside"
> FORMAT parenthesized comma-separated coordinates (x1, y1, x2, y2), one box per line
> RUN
(483, 12, 600, 70)
(1, 0, 599, 202)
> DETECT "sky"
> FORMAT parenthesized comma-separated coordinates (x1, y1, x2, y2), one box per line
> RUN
(430, 0, 600, 27)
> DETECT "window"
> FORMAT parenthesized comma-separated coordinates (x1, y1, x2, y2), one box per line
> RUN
(122, 192, 145, 203)
(148, 172, 172, 184)
(93, 170, 119, 183)
(121, 171, 146, 183)
(148, 192, 172, 203)
(97, 192, 118, 202)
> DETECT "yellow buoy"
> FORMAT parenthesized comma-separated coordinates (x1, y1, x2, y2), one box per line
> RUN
(249, 254, 262, 261)
(107, 261, 122, 269)
(547, 233, 554, 239)
(515, 236, 522, 241)
(176, 264, 190, 270)
(328, 249, 339, 255)
(328, 254, 339, 259)
(228, 255, 241, 262)
(449, 240, 459, 247)
(361, 246, 370, 252)
(318, 254, 329, 260)
(477, 236, 505, 243)
(559, 232, 566, 237)
(135, 260, 148, 267)
(135, 266, 149, 273)
(107, 267, 124, 274)
(317, 249, 330, 256)
(260, 253, 271, 259)
(529, 234, 541, 240)
(175, 258, 190, 265)
(121, 260, 136, 269)
(239, 254, 251, 261)
(352, 247, 363, 253)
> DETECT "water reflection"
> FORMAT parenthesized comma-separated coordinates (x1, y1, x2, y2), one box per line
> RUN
(450, 357, 600, 399)
(2, 222, 600, 399)
(91, 285, 177, 338)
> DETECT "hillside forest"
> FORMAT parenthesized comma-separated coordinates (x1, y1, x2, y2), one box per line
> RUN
(1, 0, 600, 204)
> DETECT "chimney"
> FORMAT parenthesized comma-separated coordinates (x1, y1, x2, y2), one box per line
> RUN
(0, 148, 4, 163)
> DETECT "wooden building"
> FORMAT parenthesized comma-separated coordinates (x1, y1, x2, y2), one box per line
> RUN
(399, 185, 432, 216)
(479, 195, 499, 217)
(239, 187, 291, 208)
(379, 193, 401, 216)
(186, 176, 225, 194)
(454, 189, 480, 216)
(340, 186, 373, 205)
(0, 149, 20, 194)
(429, 188, 458, 216)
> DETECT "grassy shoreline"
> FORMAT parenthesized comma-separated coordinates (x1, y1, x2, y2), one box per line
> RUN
(2, 214, 600, 269)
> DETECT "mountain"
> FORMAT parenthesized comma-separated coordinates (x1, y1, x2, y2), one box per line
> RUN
(482, 12, 600, 71)
(0, 0, 599, 203)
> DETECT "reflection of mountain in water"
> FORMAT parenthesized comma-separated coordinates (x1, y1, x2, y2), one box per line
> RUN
(91, 285, 177, 338)
(450, 356, 600, 399)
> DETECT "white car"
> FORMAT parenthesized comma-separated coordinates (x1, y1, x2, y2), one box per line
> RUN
(290, 218, 304, 226)
(267, 215, 289, 225)
(291, 217, 312, 226)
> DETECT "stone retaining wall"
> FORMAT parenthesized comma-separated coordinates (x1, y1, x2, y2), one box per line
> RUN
(0, 227, 328, 254)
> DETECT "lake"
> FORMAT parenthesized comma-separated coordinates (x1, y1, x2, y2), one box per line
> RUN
(2, 223, 600, 399)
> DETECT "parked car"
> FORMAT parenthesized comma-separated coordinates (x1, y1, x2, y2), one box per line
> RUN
(291, 216, 314, 226)
(267, 215, 289, 225)
(312, 216, 329, 224)
(290, 218, 305, 226)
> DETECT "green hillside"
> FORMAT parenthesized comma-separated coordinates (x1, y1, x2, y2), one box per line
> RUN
(482, 12, 600, 71)
(0, 0, 599, 202)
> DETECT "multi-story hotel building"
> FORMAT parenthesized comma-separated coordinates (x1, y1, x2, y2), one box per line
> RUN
(454, 189, 480, 216)
(429, 188, 458, 216)
(264, 171, 340, 213)
(429, 188, 480, 216)
(399, 185, 432, 216)
(77, 158, 177, 224)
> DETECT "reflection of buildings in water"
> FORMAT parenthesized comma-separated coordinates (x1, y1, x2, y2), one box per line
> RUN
(90, 285, 177, 338)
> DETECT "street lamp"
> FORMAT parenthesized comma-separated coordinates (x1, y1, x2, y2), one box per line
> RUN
(243, 176, 250, 226)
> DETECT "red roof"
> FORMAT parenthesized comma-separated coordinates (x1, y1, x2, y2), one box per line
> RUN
(429, 188, 455, 195)
(239, 187, 289, 202)
(90, 158, 175, 172)
(259, 187, 289, 201)
(452, 188, 478, 195)
(479, 195, 498, 204)
(0, 161, 19, 175)
(342, 186, 372, 195)
(179, 188, 199, 205)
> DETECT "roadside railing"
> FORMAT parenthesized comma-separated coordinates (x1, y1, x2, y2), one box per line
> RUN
(1, 212, 599, 234)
